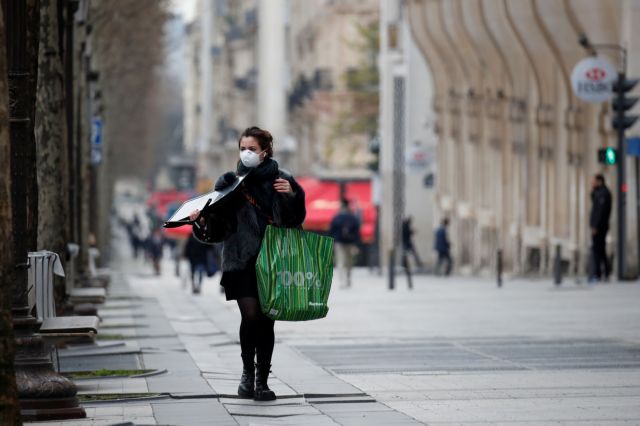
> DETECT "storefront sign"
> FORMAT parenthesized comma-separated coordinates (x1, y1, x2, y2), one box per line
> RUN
(571, 56, 618, 103)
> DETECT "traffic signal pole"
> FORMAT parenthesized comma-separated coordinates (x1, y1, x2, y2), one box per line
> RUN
(612, 72, 639, 280)
(615, 72, 627, 280)
(579, 37, 638, 280)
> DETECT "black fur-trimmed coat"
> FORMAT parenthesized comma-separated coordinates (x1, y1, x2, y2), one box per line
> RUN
(192, 165, 306, 272)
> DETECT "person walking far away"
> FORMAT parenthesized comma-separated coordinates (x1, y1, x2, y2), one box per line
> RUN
(183, 233, 217, 295)
(589, 173, 612, 282)
(434, 218, 452, 276)
(189, 126, 306, 401)
(402, 216, 423, 270)
(329, 198, 361, 288)
(126, 214, 142, 259)
(146, 228, 164, 276)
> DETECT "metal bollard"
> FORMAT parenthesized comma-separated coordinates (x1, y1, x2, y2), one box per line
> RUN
(553, 244, 562, 286)
(388, 248, 395, 290)
(497, 249, 503, 288)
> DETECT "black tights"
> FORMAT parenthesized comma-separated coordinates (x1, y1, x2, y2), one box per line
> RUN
(237, 297, 275, 365)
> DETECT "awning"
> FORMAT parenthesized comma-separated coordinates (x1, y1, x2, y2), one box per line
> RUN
(297, 177, 377, 243)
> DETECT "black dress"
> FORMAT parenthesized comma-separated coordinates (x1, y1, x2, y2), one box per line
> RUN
(220, 257, 259, 300)
(220, 190, 269, 301)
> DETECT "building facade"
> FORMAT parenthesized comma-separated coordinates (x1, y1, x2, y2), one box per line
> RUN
(287, 0, 379, 176)
(406, 0, 640, 277)
(185, 0, 382, 178)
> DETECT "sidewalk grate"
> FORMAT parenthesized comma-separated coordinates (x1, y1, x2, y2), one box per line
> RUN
(297, 338, 640, 374)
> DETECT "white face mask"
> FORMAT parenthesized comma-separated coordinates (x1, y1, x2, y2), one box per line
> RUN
(240, 149, 263, 168)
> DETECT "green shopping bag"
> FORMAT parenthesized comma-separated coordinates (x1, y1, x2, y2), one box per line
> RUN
(256, 225, 334, 321)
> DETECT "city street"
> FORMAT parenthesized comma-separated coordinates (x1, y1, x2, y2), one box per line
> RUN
(4, 1, 640, 424)
(31, 231, 640, 425)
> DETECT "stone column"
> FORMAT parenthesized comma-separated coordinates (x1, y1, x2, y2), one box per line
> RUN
(257, 0, 286, 142)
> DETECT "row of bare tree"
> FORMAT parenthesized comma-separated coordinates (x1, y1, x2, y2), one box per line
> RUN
(0, 1, 169, 423)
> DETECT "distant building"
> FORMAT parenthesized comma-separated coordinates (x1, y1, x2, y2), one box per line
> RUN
(407, 0, 640, 277)
(286, 0, 379, 176)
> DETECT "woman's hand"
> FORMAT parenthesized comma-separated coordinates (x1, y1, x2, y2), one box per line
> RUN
(273, 178, 292, 194)
(189, 209, 205, 226)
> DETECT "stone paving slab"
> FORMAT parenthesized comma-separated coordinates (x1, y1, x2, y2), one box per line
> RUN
(58, 352, 143, 373)
(225, 403, 321, 417)
(24, 404, 156, 426)
(309, 401, 423, 425)
(137, 343, 216, 397)
(170, 320, 221, 335)
(151, 400, 236, 426)
(234, 414, 340, 425)
(58, 343, 141, 358)
(271, 345, 365, 396)
(308, 401, 393, 414)
(219, 396, 306, 406)
(74, 377, 149, 395)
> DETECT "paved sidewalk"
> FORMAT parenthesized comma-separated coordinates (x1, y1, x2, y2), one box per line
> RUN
(25, 237, 640, 425)
(26, 253, 421, 425)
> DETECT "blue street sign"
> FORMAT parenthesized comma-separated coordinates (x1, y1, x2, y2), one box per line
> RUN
(91, 117, 102, 146)
(91, 117, 102, 165)
(628, 136, 640, 157)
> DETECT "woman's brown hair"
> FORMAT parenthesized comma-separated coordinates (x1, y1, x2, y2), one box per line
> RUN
(238, 126, 273, 158)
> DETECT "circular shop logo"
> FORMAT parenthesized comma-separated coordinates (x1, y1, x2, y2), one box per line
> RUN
(585, 67, 606, 81)
(571, 56, 618, 103)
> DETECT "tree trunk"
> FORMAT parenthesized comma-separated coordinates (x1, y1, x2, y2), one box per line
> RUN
(0, 5, 23, 426)
(25, 0, 40, 253)
(76, 27, 89, 275)
(35, 0, 68, 306)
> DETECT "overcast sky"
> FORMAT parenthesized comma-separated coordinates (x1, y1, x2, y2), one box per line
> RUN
(170, 0, 197, 23)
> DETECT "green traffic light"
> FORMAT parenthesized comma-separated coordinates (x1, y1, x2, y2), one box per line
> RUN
(605, 147, 616, 165)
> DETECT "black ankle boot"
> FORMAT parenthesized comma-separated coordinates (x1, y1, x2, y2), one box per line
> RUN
(254, 363, 276, 401)
(237, 354, 255, 398)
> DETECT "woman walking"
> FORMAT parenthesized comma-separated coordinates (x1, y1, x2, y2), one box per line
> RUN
(189, 127, 306, 401)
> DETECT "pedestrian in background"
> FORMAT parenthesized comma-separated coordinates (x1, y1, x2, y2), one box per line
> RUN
(146, 228, 164, 276)
(189, 126, 306, 401)
(183, 233, 216, 294)
(329, 198, 361, 288)
(589, 173, 612, 282)
(434, 218, 452, 276)
(402, 216, 423, 270)
(126, 215, 142, 258)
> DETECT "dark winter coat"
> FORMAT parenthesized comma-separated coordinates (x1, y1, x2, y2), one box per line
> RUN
(184, 234, 210, 266)
(590, 185, 612, 232)
(192, 159, 306, 272)
(434, 226, 449, 255)
(329, 210, 360, 244)
(401, 220, 414, 249)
